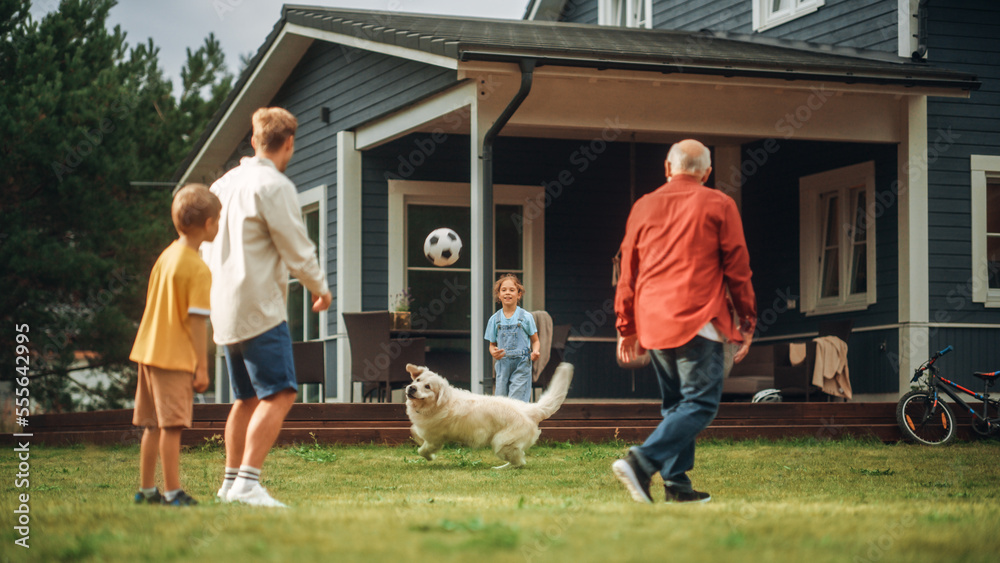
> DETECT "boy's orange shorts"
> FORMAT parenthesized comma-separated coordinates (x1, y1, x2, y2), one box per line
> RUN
(132, 364, 194, 428)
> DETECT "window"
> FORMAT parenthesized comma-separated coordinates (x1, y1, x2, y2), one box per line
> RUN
(799, 161, 876, 314)
(599, 0, 652, 29)
(388, 181, 544, 330)
(971, 156, 1000, 306)
(287, 185, 327, 341)
(753, 0, 824, 32)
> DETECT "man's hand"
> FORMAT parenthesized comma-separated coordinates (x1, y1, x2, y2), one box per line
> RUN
(193, 368, 210, 393)
(312, 291, 333, 312)
(618, 333, 646, 364)
(530, 350, 540, 362)
(733, 330, 754, 364)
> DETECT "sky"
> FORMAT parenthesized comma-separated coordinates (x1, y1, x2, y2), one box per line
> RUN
(31, 0, 530, 92)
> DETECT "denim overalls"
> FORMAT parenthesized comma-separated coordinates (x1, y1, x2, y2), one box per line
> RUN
(492, 309, 533, 402)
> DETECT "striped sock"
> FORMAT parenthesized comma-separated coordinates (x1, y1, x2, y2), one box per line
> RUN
(231, 465, 262, 495)
(219, 467, 238, 496)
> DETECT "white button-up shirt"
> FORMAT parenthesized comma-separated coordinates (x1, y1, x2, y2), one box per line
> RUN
(205, 156, 329, 345)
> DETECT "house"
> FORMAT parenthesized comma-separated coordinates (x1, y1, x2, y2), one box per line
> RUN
(176, 1, 992, 402)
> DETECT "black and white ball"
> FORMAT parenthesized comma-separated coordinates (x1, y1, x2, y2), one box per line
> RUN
(423, 228, 462, 267)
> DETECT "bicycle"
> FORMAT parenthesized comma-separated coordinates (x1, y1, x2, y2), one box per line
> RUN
(896, 345, 1000, 445)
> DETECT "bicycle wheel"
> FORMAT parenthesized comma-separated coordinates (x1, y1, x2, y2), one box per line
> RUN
(896, 390, 957, 445)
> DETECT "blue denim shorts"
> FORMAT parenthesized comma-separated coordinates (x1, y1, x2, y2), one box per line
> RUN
(224, 322, 298, 400)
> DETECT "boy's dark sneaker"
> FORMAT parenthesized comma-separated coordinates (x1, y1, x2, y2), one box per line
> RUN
(134, 489, 162, 504)
(161, 490, 198, 506)
(664, 484, 711, 504)
(611, 451, 653, 504)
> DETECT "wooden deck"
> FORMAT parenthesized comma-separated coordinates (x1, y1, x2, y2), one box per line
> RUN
(5, 401, 973, 447)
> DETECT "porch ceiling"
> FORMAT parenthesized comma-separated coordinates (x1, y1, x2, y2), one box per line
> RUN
(371, 66, 908, 148)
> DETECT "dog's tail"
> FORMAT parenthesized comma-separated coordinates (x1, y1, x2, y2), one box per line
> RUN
(526, 362, 574, 423)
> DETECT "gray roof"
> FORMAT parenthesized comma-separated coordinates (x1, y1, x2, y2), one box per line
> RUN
(283, 5, 979, 89)
(173, 5, 978, 182)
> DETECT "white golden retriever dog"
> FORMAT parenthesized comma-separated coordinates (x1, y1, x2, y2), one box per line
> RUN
(404, 362, 574, 468)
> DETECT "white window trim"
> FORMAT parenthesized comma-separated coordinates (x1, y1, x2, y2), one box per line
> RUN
(293, 184, 328, 339)
(598, 0, 653, 29)
(971, 155, 1000, 306)
(799, 161, 877, 316)
(388, 180, 545, 314)
(753, 0, 825, 33)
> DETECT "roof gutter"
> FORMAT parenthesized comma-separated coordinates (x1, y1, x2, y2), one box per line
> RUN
(479, 58, 536, 392)
(459, 51, 980, 91)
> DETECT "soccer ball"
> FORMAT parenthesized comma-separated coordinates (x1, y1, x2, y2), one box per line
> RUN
(423, 228, 462, 267)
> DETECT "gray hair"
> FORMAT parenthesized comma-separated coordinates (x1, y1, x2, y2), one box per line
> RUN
(666, 142, 711, 175)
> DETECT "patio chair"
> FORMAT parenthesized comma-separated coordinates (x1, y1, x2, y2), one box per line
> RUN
(292, 340, 325, 403)
(532, 324, 572, 400)
(773, 319, 854, 401)
(342, 311, 426, 403)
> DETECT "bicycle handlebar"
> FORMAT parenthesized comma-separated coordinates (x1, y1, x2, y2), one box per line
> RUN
(934, 345, 953, 359)
(912, 345, 954, 382)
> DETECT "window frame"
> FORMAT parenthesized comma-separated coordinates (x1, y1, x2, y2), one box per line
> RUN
(971, 155, 1000, 306)
(286, 184, 328, 341)
(799, 161, 877, 315)
(387, 180, 545, 322)
(598, 0, 653, 29)
(753, 0, 825, 32)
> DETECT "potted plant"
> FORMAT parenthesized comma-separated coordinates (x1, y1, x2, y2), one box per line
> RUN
(390, 289, 414, 330)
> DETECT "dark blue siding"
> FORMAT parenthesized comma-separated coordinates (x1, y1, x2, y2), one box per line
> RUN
(561, 0, 599, 25)
(919, 1, 1000, 384)
(562, 0, 897, 52)
(926, 1, 1000, 327)
(930, 328, 1000, 391)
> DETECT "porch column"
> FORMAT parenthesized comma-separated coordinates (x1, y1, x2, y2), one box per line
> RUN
(337, 130, 363, 402)
(898, 95, 930, 393)
(470, 87, 487, 395)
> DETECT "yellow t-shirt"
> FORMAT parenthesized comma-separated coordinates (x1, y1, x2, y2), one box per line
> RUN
(129, 240, 211, 372)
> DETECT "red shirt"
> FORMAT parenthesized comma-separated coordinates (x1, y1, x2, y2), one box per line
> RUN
(615, 176, 756, 350)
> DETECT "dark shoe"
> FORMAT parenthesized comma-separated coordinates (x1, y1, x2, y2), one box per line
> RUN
(664, 484, 711, 504)
(134, 489, 162, 504)
(611, 452, 653, 504)
(161, 490, 198, 506)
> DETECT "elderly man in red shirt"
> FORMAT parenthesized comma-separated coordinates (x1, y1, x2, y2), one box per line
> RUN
(612, 139, 756, 504)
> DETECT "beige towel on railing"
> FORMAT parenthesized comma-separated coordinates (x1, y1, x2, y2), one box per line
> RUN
(531, 310, 553, 382)
(812, 336, 852, 399)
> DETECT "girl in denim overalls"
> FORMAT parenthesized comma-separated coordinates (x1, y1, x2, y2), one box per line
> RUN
(484, 274, 540, 402)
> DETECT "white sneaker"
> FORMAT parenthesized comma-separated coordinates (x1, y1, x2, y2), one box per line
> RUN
(227, 483, 287, 508)
(216, 484, 232, 503)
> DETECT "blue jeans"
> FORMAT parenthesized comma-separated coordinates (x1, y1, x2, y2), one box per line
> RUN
(631, 337, 725, 493)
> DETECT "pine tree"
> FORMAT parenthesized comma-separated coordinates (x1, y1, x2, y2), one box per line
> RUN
(0, 0, 233, 411)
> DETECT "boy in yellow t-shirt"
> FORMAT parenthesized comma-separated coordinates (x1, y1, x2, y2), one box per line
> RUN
(129, 183, 221, 506)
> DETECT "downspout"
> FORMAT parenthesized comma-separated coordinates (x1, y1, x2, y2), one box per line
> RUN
(913, 0, 929, 60)
(480, 58, 536, 393)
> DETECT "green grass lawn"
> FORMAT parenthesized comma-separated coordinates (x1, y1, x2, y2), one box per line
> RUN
(3, 437, 999, 563)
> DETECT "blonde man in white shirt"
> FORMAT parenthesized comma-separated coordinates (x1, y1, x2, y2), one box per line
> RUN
(207, 107, 332, 507)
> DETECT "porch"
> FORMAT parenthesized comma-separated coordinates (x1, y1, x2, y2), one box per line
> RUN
(7, 400, 977, 448)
